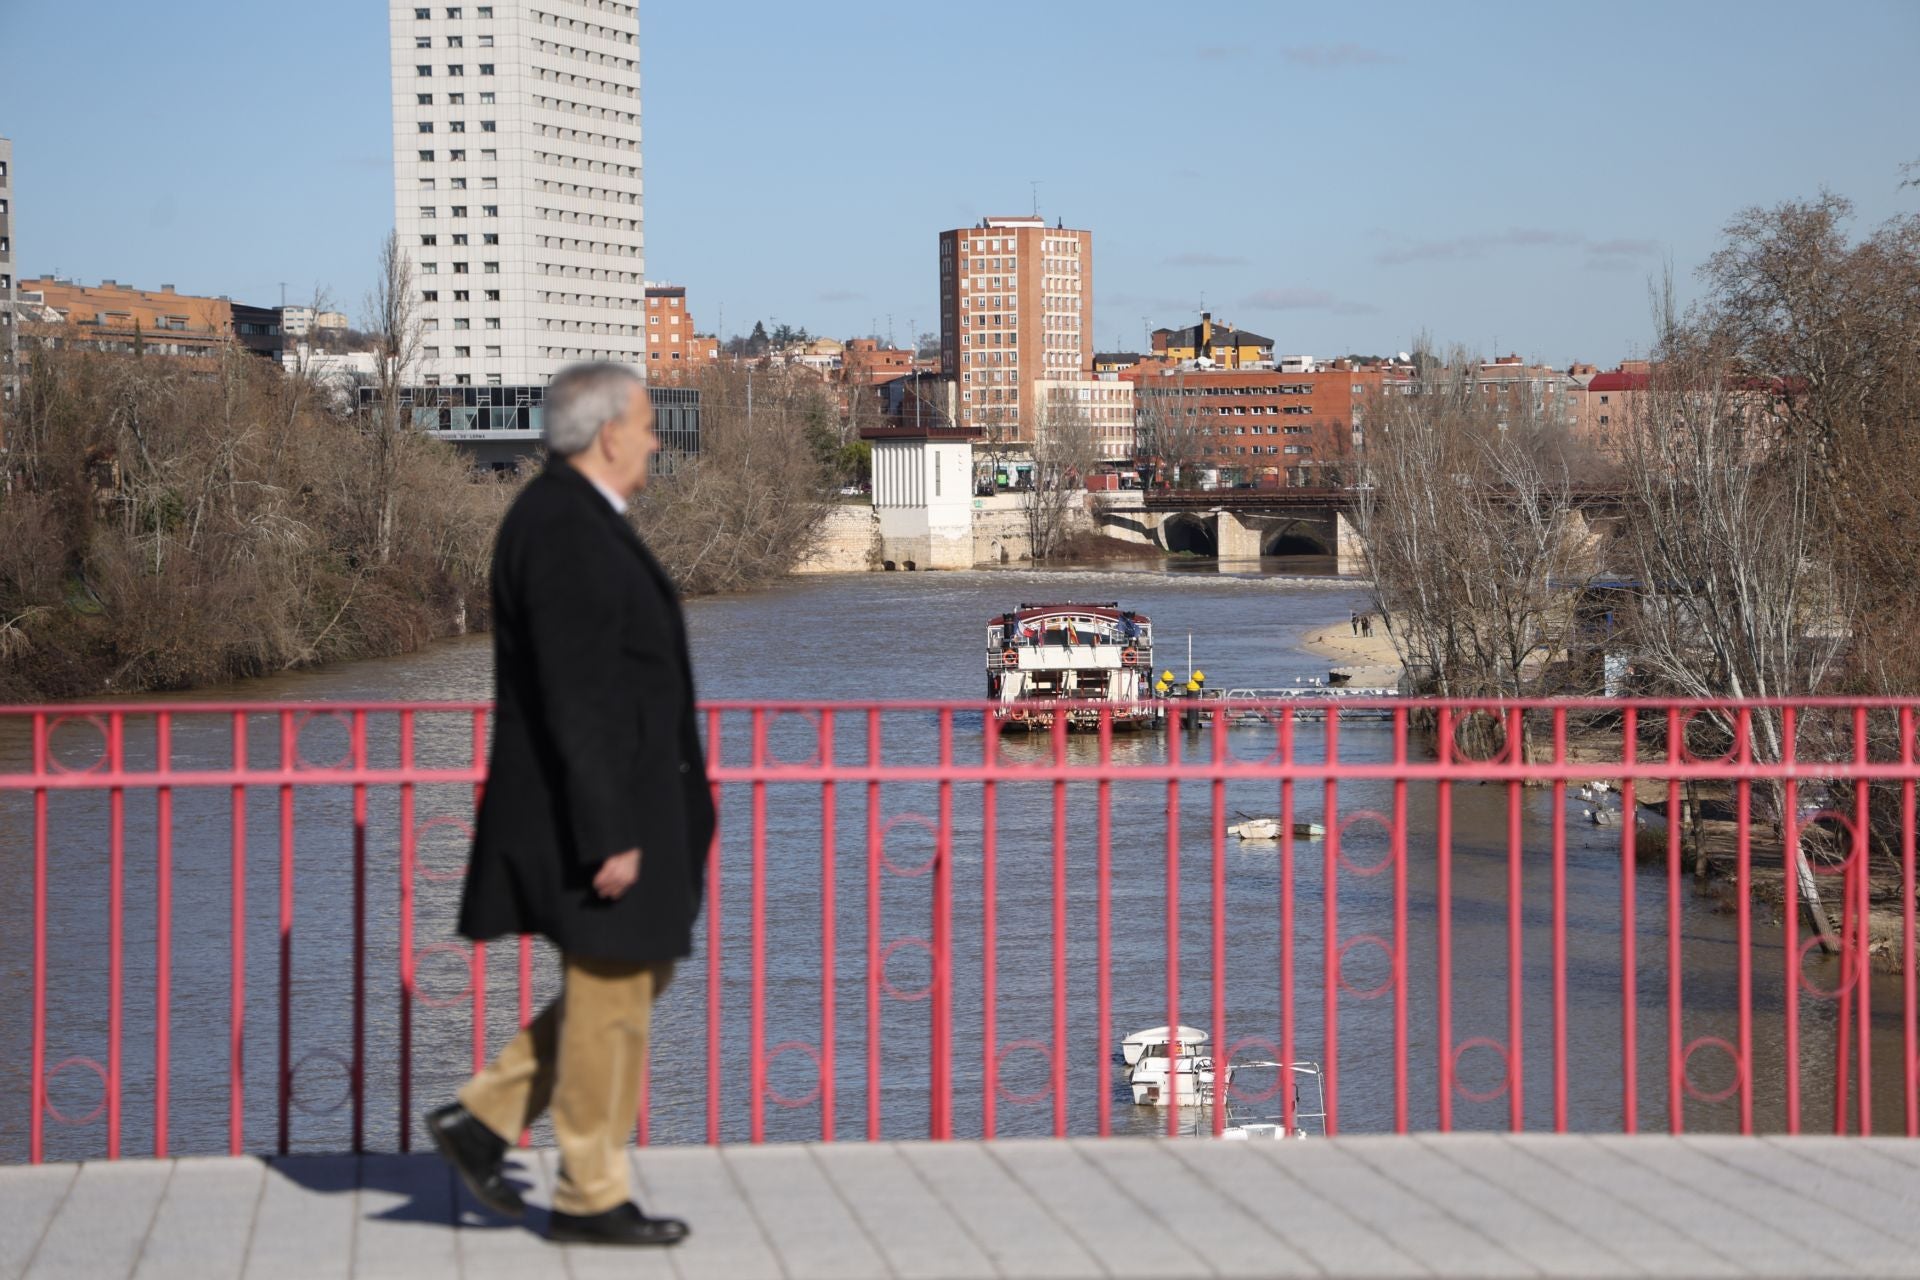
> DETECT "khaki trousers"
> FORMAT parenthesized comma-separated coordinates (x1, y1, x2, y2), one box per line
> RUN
(458, 955, 673, 1216)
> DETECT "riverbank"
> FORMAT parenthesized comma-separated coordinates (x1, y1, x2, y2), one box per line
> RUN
(1300, 614, 1404, 688)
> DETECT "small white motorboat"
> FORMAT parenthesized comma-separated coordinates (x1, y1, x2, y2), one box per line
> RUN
(1216, 1061, 1328, 1140)
(1120, 1025, 1216, 1106)
(1229, 819, 1325, 842)
(1167, 1059, 1329, 1139)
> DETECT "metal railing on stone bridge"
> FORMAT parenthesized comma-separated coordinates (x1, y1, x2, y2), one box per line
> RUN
(1, 696, 1914, 1165)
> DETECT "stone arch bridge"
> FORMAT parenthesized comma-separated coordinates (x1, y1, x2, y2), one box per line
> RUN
(1097, 488, 1366, 570)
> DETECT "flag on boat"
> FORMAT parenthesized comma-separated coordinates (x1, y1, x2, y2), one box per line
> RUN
(1065, 620, 1080, 646)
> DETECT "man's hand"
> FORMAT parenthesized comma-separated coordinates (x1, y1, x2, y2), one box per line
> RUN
(594, 848, 641, 899)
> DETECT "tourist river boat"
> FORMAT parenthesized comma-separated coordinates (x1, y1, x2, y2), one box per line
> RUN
(987, 603, 1158, 730)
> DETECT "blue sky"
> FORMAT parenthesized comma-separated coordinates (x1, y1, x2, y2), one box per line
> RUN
(1, 1, 1914, 364)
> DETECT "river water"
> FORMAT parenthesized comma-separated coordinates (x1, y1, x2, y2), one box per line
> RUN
(0, 561, 1908, 1159)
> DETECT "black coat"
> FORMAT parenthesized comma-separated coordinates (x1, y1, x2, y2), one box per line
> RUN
(458, 463, 715, 964)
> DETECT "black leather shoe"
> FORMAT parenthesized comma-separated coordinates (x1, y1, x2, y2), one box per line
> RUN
(426, 1102, 525, 1219)
(548, 1201, 689, 1246)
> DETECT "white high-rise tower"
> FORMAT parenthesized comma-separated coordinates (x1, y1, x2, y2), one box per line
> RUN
(388, 0, 644, 428)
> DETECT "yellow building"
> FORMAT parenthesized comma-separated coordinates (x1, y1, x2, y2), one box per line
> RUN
(1151, 312, 1274, 368)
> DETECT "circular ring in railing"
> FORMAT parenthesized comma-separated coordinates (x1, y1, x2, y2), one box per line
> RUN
(1795, 932, 1864, 1002)
(1334, 809, 1396, 877)
(877, 936, 936, 1003)
(992, 1039, 1055, 1106)
(1223, 1036, 1288, 1104)
(43, 1056, 109, 1126)
(1681, 1036, 1743, 1104)
(1447, 706, 1522, 765)
(414, 942, 476, 1008)
(762, 709, 825, 770)
(1793, 807, 1866, 875)
(290, 1049, 355, 1116)
(1673, 707, 1743, 767)
(878, 812, 939, 879)
(294, 708, 355, 772)
(763, 1040, 824, 1109)
(1335, 934, 1395, 1000)
(45, 714, 112, 776)
(411, 814, 476, 883)
(1450, 1036, 1512, 1104)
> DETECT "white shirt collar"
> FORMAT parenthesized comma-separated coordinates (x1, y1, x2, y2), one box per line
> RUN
(585, 473, 628, 515)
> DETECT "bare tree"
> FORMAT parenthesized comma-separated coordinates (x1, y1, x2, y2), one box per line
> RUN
(1354, 349, 1590, 718)
(1697, 195, 1920, 692)
(1133, 367, 1209, 488)
(1616, 275, 1853, 947)
(1021, 390, 1101, 561)
(634, 363, 833, 593)
(363, 232, 422, 565)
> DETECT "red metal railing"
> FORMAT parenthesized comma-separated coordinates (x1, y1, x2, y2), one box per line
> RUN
(1, 697, 1915, 1164)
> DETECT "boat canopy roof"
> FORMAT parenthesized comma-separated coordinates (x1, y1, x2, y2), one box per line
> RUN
(1122, 1024, 1208, 1048)
(988, 603, 1149, 626)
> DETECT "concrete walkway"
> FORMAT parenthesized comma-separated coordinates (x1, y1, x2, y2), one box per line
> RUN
(3, 1134, 1919, 1279)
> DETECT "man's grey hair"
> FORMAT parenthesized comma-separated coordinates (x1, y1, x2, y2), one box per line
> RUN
(544, 361, 646, 457)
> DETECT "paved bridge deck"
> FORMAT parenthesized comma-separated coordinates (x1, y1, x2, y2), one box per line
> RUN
(3, 1135, 1917, 1279)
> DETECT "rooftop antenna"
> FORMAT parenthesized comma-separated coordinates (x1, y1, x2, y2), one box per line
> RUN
(1030, 180, 1041, 217)
(279, 282, 287, 308)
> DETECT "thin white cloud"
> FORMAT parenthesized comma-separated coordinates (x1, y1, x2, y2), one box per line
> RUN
(1165, 252, 1250, 268)
(1583, 238, 1662, 271)
(1281, 44, 1396, 68)
(815, 289, 865, 303)
(1238, 287, 1378, 316)
(1376, 227, 1591, 265)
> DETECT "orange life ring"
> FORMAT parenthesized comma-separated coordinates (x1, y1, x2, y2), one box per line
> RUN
(1122, 648, 1138, 665)
(1002, 648, 1019, 666)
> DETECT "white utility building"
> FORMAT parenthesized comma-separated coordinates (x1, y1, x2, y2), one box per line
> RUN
(865, 428, 981, 570)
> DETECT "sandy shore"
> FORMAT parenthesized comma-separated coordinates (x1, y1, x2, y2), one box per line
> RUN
(1300, 614, 1404, 689)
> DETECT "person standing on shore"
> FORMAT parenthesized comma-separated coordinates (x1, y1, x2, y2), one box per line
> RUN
(425, 361, 714, 1248)
(1350, 610, 1359, 636)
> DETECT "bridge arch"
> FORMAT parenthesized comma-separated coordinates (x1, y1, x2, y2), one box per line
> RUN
(1162, 514, 1217, 557)
(1262, 525, 1331, 558)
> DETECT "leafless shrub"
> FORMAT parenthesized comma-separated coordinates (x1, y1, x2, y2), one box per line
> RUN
(632, 364, 833, 595)
(0, 332, 501, 699)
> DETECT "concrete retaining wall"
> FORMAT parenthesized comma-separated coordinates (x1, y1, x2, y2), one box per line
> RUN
(792, 504, 880, 574)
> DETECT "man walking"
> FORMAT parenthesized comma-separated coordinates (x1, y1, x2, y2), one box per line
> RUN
(426, 362, 714, 1247)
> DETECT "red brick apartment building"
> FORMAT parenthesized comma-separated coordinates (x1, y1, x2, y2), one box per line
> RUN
(643, 284, 718, 380)
(843, 338, 914, 385)
(938, 215, 1094, 439)
(1569, 360, 1651, 456)
(1131, 365, 1383, 486)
